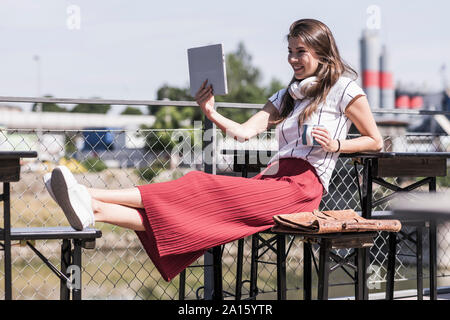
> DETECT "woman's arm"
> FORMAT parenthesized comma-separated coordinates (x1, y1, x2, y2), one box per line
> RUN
(208, 103, 279, 142)
(195, 81, 280, 142)
(312, 95, 384, 153)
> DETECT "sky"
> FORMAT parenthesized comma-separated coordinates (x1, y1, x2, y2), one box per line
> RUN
(0, 0, 449, 113)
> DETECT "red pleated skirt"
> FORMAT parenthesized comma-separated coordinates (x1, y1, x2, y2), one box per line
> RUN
(135, 157, 323, 281)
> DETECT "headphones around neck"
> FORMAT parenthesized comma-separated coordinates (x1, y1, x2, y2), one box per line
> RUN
(288, 76, 318, 100)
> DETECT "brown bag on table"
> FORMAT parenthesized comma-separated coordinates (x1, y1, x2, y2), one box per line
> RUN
(272, 209, 401, 234)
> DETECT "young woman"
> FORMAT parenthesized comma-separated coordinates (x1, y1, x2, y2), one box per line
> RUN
(44, 18, 383, 282)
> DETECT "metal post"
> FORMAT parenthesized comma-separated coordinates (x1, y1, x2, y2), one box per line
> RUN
(72, 239, 82, 300)
(361, 159, 373, 299)
(202, 115, 216, 300)
(235, 239, 244, 300)
(429, 177, 437, 300)
(3, 182, 12, 300)
(416, 227, 423, 300)
(212, 246, 223, 301)
(356, 248, 365, 300)
(249, 235, 259, 299)
(317, 239, 331, 300)
(235, 166, 248, 300)
(178, 270, 186, 300)
(303, 241, 312, 300)
(429, 220, 437, 300)
(60, 239, 71, 300)
(276, 235, 286, 300)
(361, 159, 373, 219)
(386, 232, 397, 300)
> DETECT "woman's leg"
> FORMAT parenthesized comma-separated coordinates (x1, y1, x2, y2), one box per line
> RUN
(88, 187, 144, 208)
(92, 198, 145, 231)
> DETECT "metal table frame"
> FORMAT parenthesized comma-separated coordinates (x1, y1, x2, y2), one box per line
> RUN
(345, 152, 450, 300)
(0, 151, 37, 300)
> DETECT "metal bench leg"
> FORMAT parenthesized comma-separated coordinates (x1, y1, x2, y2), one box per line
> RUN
(235, 238, 244, 300)
(429, 176, 437, 300)
(386, 232, 396, 300)
(212, 246, 223, 301)
(3, 182, 12, 300)
(317, 239, 331, 300)
(249, 234, 259, 299)
(416, 227, 423, 300)
(60, 239, 71, 300)
(362, 249, 370, 300)
(303, 241, 312, 300)
(355, 248, 365, 300)
(72, 239, 82, 300)
(429, 220, 437, 300)
(178, 270, 186, 300)
(276, 235, 286, 300)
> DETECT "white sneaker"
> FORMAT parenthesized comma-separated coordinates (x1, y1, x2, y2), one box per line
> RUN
(43, 172, 58, 204)
(51, 166, 95, 230)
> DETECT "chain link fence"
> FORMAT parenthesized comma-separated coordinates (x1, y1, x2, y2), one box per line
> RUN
(0, 104, 449, 299)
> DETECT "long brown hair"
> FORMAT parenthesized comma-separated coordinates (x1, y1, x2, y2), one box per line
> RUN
(273, 19, 357, 126)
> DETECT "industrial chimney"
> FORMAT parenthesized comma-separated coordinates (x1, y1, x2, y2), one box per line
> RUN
(360, 29, 381, 109)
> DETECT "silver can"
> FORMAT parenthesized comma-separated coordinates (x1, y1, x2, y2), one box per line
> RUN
(301, 124, 326, 146)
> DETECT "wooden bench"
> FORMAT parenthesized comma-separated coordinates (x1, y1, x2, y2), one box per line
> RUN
(247, 229, 378, 300)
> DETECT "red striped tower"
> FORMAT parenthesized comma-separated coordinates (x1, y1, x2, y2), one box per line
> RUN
(409, 95, 424, 109)
(395, 95, 410, 109)
(360, 29, 380, 109)
(379, 45, 395, 109)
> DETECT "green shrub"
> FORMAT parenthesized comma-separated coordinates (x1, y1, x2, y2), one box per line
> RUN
(437, 169, 450, 188)
(135, 163, 166, 182)
(81, 157, 108, 172)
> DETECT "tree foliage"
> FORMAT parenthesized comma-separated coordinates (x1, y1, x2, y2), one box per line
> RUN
(121, 106, 143, 115)
(71, 102, 111, 114)
(32, 95, 68, 112)
(31, 95, 112, 114)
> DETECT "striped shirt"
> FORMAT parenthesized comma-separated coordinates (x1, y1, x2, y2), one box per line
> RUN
(268, 76, 366, 193)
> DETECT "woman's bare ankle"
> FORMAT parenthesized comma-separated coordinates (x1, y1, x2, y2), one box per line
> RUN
(91, 198, 105, 222)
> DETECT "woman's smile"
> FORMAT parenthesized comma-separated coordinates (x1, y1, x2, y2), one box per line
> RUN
(292, 65, 304, 74)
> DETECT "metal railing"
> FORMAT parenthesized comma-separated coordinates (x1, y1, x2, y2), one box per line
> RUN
(0, 96, 449, 299)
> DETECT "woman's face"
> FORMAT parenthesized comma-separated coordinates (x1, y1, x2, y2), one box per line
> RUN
(288, 37, 320, 80)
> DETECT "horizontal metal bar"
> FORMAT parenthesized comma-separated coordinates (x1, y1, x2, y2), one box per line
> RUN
(0, 96, 262, 109)
(372, 177, 433, 208)
(397, 254, 418, 258)
(372, 109, 450, 116)
(183, 264, 207, 268)
(0, 96, 198, 106)
(255, 260, 278, 266)
(1, 95, 449, 115)
(328, 282, 359, 287)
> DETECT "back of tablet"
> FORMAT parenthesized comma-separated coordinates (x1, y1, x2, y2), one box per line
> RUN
(188, 43, 228, 97)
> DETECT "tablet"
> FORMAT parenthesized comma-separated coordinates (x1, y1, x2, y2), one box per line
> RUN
(187, 43, 228, 97)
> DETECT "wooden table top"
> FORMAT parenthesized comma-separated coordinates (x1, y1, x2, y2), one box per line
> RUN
(0, 151, 37, 159)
